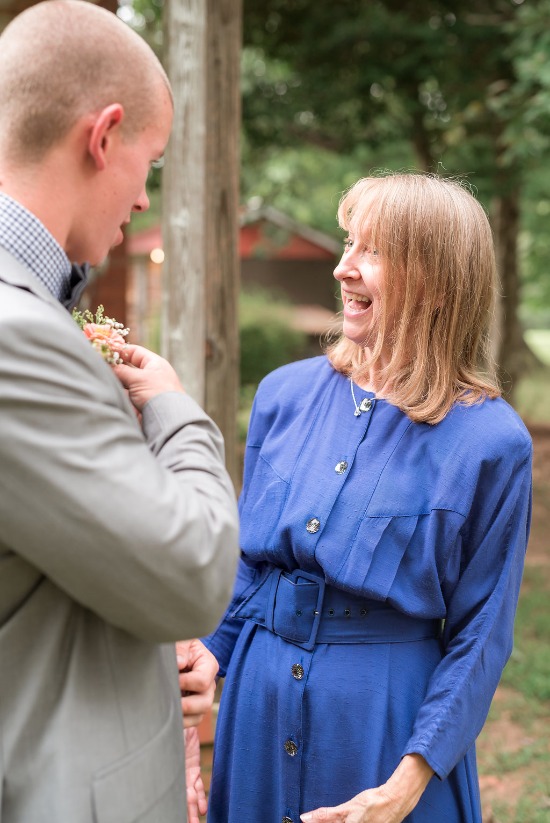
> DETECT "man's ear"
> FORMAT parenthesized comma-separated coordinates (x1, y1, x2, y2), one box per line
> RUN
(88, 104, 125, 171)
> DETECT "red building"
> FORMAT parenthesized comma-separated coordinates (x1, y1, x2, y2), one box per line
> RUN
(121, 205, 342, 348)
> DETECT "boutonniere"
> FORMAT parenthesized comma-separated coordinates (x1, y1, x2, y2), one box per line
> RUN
(72, 305, 129, 365)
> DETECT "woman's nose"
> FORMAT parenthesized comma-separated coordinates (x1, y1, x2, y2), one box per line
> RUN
(334, 254, 360, 282)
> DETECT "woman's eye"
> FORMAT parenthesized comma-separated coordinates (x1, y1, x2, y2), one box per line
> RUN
(361, 245, 379, 258)
(343, 237, 379, 257)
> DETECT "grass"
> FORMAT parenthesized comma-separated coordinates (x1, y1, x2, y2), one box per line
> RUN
(501, 566, 550, 701)
(477, 577, 550, 821)
(476, 418, 550, 822)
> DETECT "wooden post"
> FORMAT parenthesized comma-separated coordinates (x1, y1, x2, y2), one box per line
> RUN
(162, 0, 242, 486)
(162, 0, 207, 405)
(204, 0, 242, 487)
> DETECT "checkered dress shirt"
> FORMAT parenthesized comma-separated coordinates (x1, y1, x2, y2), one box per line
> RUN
(0, 192, 71, 302)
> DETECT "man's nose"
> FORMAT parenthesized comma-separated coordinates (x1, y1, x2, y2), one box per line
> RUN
(133, 189, 150, 213)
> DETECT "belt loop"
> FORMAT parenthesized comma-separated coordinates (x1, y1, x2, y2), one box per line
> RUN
(265, 568, 283, 633)
(289, 569, 326, 651)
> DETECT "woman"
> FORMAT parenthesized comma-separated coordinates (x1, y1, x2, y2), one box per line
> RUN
(201, 173, 532, 822)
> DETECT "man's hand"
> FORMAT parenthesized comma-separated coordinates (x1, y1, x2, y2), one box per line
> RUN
(176, 638, 219, 728)
(114, 344, 184, 411)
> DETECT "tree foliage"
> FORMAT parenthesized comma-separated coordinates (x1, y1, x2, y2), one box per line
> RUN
(241, 1, 543, 191)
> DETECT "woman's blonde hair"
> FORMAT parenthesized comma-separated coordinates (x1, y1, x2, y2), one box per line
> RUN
(327, 172, 500, 424)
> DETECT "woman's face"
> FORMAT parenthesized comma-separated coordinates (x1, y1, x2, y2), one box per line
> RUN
(333, 230, 397, 366)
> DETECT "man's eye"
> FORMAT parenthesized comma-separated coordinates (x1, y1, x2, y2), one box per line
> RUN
(147, 159, 165, 183)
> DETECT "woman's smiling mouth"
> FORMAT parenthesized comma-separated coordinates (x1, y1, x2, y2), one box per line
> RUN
(343, 290, 373, 314)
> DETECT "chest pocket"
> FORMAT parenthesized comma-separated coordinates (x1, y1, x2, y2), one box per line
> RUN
(239, 454, 290, 552)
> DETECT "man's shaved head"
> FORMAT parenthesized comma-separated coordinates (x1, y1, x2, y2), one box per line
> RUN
(0, 0, 171, 164)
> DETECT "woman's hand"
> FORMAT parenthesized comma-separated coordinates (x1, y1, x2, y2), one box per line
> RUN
(176, 638, 219, 728)
(184, 726, 207, 823)
(300, 754, 434, 823)
(299, 785, 409, 823)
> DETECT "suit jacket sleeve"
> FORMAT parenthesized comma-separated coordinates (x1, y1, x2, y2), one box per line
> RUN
(0, 291, 239, 642)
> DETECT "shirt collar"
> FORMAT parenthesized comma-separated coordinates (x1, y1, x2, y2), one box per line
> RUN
(0, 191, 72, 302)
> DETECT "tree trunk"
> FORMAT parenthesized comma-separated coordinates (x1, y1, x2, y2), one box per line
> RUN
(162, 0, 242, 486)
(408, 110, 532, 405)
(491, 188, 533, 401)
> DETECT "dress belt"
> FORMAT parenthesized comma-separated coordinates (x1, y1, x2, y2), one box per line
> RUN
(232, 567, 442, 652)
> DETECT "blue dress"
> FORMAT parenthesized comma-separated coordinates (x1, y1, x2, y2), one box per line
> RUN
(204, 356, 532, 823)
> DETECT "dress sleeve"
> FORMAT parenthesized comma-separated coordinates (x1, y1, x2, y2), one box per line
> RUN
(403, 441, 532, 779)
(202, 392, 270, 676)
(201, 556, 263, 677)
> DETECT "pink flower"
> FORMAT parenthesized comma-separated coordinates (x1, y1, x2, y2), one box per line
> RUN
(73, 305, 130, 365)
(83, 323, 126, 350)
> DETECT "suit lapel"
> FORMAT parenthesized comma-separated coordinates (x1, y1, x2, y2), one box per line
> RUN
(0, 245, 68, 315)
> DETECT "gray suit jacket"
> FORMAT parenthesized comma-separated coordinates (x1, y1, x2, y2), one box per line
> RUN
(0, 247, 239, 822)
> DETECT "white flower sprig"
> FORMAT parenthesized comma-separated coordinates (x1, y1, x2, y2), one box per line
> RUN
(72, 305, 129, 365)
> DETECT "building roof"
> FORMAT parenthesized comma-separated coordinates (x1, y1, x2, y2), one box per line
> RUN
(241, 205, 342, 256)
(127, 205, 342, 261)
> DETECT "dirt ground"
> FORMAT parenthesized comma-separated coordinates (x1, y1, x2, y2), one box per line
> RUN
(477, 423, 550, 822)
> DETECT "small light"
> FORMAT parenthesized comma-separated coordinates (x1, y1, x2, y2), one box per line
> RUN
(150, 247, 164, 264)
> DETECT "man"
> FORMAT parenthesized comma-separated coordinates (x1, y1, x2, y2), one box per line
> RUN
(0, 2, 239, 821)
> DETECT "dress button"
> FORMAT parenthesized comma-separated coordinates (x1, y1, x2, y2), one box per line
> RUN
(306, 517, 320, 534)
(284, 739, 298, 756)
(334, 460, 348, 474)
(291, 663, 304, 680)
(359, 398, 373, 412)
(282, 818, 294, 823)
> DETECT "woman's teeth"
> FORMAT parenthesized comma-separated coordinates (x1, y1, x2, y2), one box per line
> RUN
(346, 292, 372, 309)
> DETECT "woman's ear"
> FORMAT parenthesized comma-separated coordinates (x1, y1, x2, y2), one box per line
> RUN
(87, 104, 125, 171)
